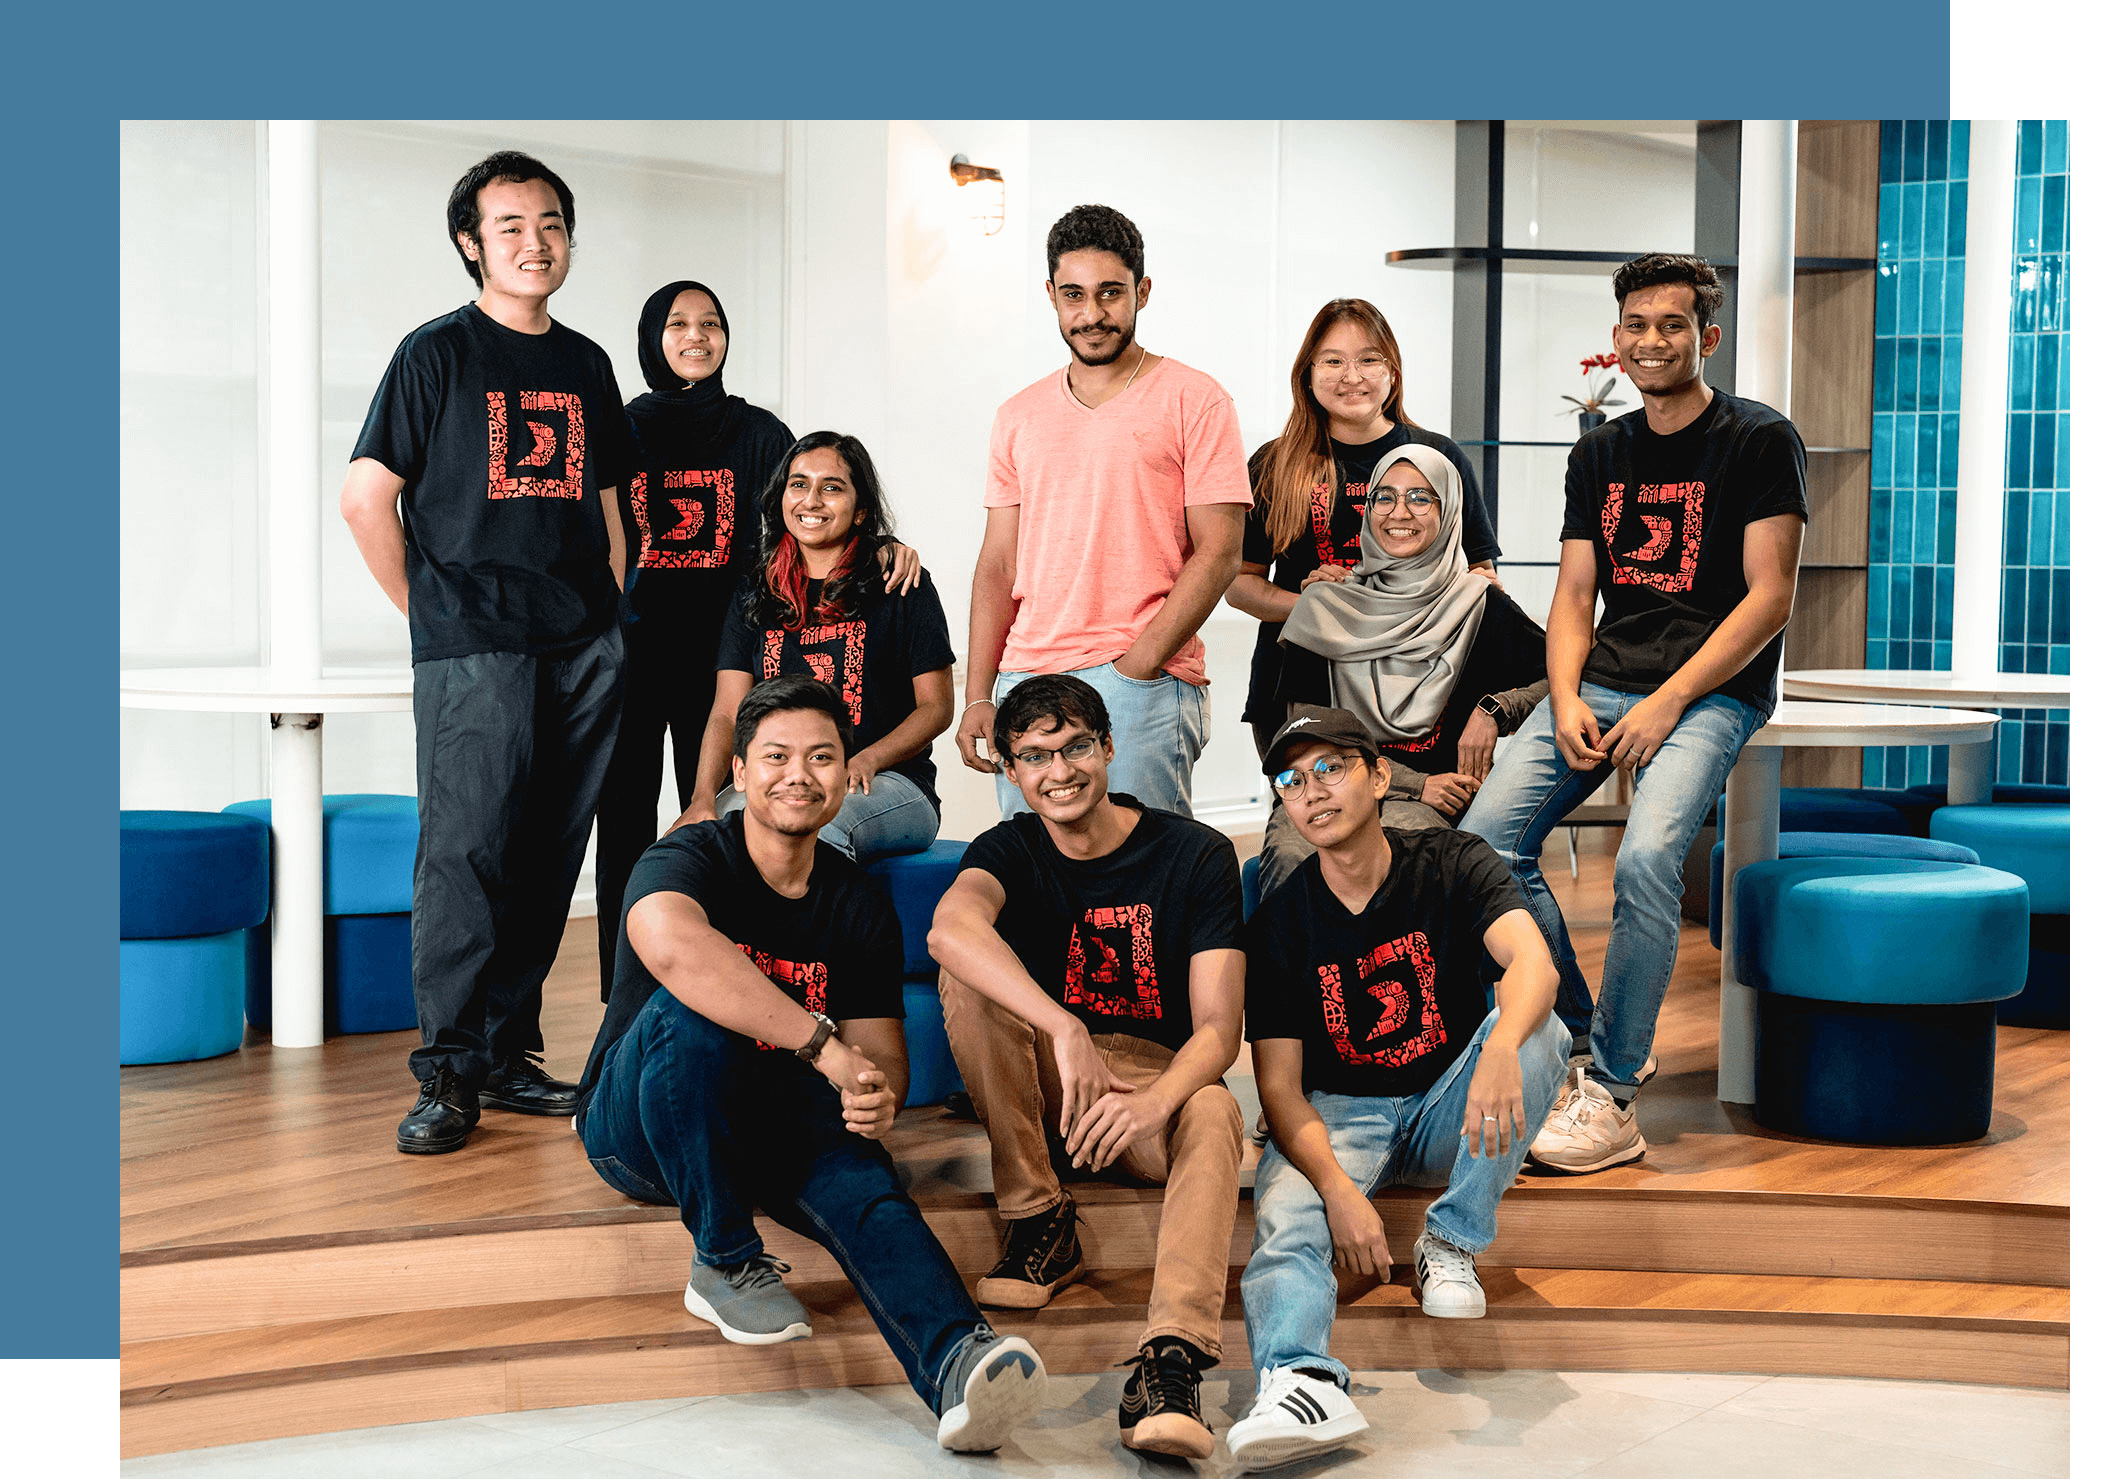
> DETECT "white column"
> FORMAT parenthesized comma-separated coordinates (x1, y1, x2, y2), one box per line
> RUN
(1951, 122, 2016, 678)
(265, 120, 327, 1047)
(1736, 121, 1798, 416)
(265, 120, 323, 681)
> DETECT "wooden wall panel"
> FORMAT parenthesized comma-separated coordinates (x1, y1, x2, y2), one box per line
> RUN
(1798, 121, 1882, 258)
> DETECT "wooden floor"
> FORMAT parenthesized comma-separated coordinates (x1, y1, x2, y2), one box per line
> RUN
(119, 836, 2071, 1456)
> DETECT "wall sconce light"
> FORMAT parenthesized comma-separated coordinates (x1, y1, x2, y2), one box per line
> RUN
(950, 153, 1005, 236)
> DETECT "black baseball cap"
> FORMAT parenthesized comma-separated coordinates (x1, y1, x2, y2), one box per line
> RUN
(1261, 706, 1382, 779)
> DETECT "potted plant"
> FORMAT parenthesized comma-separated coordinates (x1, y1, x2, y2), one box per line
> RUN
(1563, 353, 1626, 434)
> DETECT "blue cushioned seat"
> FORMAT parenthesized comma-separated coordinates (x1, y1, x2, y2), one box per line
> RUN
(1907, 781, 2069, 807)
(1731, 856, 2028, 1145)
(901, 980, 965, 1108)
(223, 794, 419, 914)
(1242, 855, 1262, 921)
(865, 840, 969, 977)
(120, 810, 270, 1065)
(227, 794, 420, 1035)
(1716, 788, 1910, 842)
(1928, 803, 2071, 1029)
(1708, 831, 1979, 949)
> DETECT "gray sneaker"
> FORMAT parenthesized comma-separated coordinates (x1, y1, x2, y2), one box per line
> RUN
(683, 1253, 811, 1345)
(936, 1327, 1049, 1452)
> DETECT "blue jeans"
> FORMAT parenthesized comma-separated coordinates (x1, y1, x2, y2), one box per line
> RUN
(1460, 683, 1765, 1100)
(718, 769, 939, 863)
(1241, 1009, 1569, 1386)
(993, 662, 1209, 818)
(578, 989, 986, 1415)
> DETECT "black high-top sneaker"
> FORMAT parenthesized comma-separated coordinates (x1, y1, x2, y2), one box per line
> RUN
(974, 1196, 1083, 1308)
(1119, 1336, 1214, 1459)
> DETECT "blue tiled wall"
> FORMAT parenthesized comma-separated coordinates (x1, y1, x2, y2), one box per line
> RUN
(1995, 120, 2070, 786)
(1863, 120, 1966, 788)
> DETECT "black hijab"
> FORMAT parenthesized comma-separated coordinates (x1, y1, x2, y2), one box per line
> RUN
(637, 279, 729, 397)
(628, 279, 751, 455)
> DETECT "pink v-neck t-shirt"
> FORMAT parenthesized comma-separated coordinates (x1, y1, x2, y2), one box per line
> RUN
(984, 357, 1251, 686)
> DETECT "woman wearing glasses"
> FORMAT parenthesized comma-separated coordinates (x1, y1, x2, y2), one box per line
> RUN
(1229, 299, 1503, 761)
(672, 431, 955, 863)
(1255, 443, 1546, 899)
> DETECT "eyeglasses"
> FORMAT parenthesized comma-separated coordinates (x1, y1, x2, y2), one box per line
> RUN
(1271, 753, 1371, 798)
(1366, 488, 1438, 514)
(1311, 353, 1392, 379)
(1011, 737, 1099, 770)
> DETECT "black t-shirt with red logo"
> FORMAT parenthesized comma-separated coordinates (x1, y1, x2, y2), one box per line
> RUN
(351, 304, 635, 662)
(959, 798, 1244, 1053)
(1245, 827, 1525, 1099)
(717, 578, 956, 813)
(1561, 390, 1808, 717)
(578, 811, 903, 1108)
(620, 390, 794, 632)
(1240, 426, 1501, 725)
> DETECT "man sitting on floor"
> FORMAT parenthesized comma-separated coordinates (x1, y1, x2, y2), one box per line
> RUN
(575, 676, 1049, 1453)
(1227, 706, 1567, 1471)
(930, 674, 1246, 1461)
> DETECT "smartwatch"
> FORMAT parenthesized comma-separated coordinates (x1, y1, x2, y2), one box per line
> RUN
(795, 1011, 838, 1063)
(1476, 694, 1507, 722)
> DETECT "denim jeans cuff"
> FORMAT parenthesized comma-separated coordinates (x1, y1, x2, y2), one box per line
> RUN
(1421, 1216, 1488, 1256)
(698, 1230, 767, 1268)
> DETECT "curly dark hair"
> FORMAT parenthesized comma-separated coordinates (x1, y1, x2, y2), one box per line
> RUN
(445, 150, 577, 289)
(743, 431, 896, 632)
(734, 676, 854, 763)
(1046, 203, 1145, 282)
(1612, 253, 1725, 329)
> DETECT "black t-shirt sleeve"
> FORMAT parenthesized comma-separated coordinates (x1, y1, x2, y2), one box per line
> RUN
(1181, 830, 1245, 956)
(350, 332, 442, 480)
(1445, 831, 1529, 940)
(1739, 417, 1810, 521)
(1242, 906, 1306, 1043)
(1444, 437, 1503, 566)
(1242, 443, 1275, 567)
(716, 586, 762, 674)
(902, 579, 957, 677)
(589, 358, 635, 491)
(1559, 436, 1601, 542)
(959, 824, 1029, 895)
(620, 828, 722, 918)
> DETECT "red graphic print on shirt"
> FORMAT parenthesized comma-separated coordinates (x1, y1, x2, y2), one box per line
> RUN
(1600, 480, 1706, 593)
(632, 467, 737, 570)
(1315, 931, 1447, 1068)
(761, 620, 867, 725)
(1064, 903, 1162, 1022)
(485, 390, 586, 500)
(1382, 726, 1443, 758)
(1309, 479, 1369, 569)
(739, 943, 829, 1052)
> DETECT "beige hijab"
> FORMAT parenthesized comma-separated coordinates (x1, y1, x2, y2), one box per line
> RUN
(1278, 443, 1490, 742)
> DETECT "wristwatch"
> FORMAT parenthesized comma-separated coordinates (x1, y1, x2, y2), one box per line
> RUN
(1476, 694, 1507, 723)
(795, 1011, 838, 1063)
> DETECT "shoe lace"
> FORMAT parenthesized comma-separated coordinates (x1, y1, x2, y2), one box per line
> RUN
(1119, 1342, 1201, 1414)
(724, 1254, 793, 1292)
(999, 1201, 1076, 1269)
(1421, 1236, 1477, 1283)
(419, 1068, 464, 1105)
(1556, 1068, 1607, 1128)
(1248, 1365, 1316, 1418)
(502, 1052, 554, 1084)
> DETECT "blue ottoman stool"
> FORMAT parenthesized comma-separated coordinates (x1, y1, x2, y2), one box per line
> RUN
(1716, 788, 1912, 840)
(1708, 831, 1979, 949)
(226, 794, 419, 1035)
(1732, 857, 2028, 1145)
(1242, 855, 1262, 921)
(120, 811, 270, 1064)
(1930, 803, 2070, 1029)
(1907, 781, 2069, 807)
(866, 841, 970, 1107)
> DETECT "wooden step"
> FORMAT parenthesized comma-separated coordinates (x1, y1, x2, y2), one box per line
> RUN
(119, 1265, 2069, 1458)
(121, 1181, 2068, 1344)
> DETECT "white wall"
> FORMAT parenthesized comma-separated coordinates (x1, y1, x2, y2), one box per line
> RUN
(121, 118, 1698, 884)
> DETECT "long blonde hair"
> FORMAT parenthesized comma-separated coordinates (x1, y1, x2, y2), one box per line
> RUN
(1260, 299, 1410, 556)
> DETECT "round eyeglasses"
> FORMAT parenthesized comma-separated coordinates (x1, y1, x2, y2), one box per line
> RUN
(1311, 353, 1392, 379)
(1270, 753, 1371, 798)
(1366, 488, 1438, 515)
(1011, 737, 1099, 770)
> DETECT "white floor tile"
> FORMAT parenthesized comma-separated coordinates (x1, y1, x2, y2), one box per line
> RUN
(121, 1416, 549, 1479)
(1575, 1406, 2047, 1479)
(1550, 1368, 1774, 1410)
(1718, 1375, 2068, 1475)
(465, 1396, 707, 1447)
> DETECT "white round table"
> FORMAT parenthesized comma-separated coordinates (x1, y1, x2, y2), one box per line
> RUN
(121, 667, 415, 1048)
(1781, 670, 2070, 806)
(1716, 700, 2001, 1104)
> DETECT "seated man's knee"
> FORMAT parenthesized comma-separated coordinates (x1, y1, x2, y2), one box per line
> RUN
(1178, 1083, 1245, 1145)
(645, 993, 744, 1072)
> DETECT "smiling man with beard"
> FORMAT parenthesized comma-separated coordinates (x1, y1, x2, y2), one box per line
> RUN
(953, 205, 1251, 820)
(931, 674, 1246, 1460)
(573, 677, 1051, 1454)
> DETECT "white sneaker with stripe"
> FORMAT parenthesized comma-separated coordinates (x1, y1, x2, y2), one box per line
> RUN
(1227, 1366, 1368, 1470)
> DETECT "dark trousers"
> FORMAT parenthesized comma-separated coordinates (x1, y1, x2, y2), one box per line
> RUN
(409, 622, 625, 1085)
(579, 990, 983, 1415)
(595, 619, 717, 998)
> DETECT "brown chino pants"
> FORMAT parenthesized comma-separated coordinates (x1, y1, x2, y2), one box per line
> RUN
(939, 973, 1243, 1361)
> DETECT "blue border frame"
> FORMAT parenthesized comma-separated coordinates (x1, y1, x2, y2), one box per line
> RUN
(15, 0, 1948, 1363)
